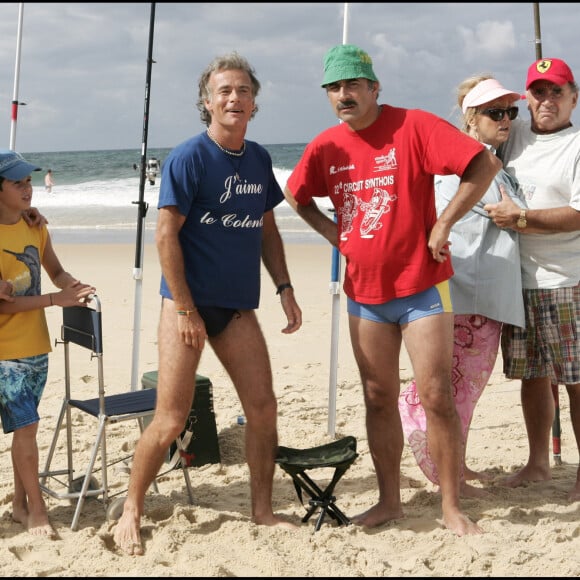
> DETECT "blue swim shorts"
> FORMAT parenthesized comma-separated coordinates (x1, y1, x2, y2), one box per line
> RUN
(0, 354, 48, 434)
(347, 281, 452, 325)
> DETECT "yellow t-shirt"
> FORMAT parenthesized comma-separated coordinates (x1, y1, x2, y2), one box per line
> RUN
(0, 219, 51, 359)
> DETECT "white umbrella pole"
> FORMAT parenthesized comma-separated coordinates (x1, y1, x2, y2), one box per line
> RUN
(131, 255, 144, 392)
(9, 3, 24, 150)
(327, 235, 341, 437)
(327, 2, 349, 437)
(342, 2, 349, 44)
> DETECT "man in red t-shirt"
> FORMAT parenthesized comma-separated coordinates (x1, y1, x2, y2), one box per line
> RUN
(285, 44, 501, 536)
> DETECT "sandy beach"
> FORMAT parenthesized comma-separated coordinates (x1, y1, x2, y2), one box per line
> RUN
(1, 241, 579, 577)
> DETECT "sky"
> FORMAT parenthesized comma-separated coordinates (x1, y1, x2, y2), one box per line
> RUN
(0, 2, 578, 154)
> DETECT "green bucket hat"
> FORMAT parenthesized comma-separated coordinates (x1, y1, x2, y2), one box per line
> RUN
(321, 44, 378, 87)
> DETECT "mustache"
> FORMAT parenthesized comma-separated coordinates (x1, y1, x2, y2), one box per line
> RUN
(337, 100, 357, 110)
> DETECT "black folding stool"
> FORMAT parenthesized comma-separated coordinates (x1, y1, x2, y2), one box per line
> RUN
(275, 436, 358, 532)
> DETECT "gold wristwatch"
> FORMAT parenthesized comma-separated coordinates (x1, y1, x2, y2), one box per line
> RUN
(517, 209, 527, 229)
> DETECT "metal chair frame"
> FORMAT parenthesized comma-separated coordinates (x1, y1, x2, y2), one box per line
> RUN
(39, 294, 194, 530)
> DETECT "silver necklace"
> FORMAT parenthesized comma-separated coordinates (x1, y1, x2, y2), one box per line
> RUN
(206, 128, 246, 157)
(206, 128, 246, 181)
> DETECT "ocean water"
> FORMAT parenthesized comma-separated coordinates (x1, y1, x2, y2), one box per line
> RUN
(23, 144, 332, 245)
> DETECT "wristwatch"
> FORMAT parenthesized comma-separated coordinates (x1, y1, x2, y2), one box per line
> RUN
(517, 209, 527, 229)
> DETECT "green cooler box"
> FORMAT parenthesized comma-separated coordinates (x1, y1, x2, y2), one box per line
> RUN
(142, 371, 221, 467)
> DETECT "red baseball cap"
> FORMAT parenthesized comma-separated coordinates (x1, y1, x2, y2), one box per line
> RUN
(526, 58, 575, 89)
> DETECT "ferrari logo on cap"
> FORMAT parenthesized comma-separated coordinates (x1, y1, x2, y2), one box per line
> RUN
(537, 59, 552, 73)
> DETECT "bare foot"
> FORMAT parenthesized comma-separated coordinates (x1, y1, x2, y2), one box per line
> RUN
(253, 514, 298, 530)
(464, 466, 493, 482)
(459, 481, 491, 499)
(113, 509, 144, 556)
(498, 464, 551, 488)
(443, 510, 483, 536)
(12, 504, 57, 539)
(350, 503, 404, 528)
(28, 523, 57, 539)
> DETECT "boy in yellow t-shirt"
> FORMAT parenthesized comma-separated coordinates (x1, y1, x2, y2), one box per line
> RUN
(0, 150, 95, 538)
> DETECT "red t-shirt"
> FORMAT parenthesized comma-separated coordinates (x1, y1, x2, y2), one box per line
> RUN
(287, 105, 484, 303)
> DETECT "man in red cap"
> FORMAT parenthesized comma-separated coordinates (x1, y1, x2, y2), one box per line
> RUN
(484, 57, 580, 502)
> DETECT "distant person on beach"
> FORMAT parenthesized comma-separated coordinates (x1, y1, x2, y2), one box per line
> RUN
(398, 76, 526, 496)
(0, 149, 95, 539)
(146, 157, 160, 185)
(44, 169, 54, 193)
(113, 51, 302, 556)
(484, 57, 580, 502)
(284, 44, 501, 536)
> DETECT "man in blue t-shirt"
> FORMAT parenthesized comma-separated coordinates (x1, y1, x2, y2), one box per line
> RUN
(113, 52, 302, 556)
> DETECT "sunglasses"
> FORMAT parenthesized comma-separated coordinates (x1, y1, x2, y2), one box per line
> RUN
(529, 86, 566, 100)
(478, 107, 519, 122)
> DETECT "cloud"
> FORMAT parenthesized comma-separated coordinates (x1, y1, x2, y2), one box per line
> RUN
(0, 3, 576, 153)
(459, 21, 517, 60)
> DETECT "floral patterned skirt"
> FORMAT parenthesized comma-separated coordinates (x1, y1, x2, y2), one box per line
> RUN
(398, 314, 501, 484)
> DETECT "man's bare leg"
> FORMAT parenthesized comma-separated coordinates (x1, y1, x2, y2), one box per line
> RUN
(211, 311, 295, 528)
(406, 313, 482, 536)
(500, 377, 553, 488)
(349, 397, 405, 527)
(423, 391, 483, 534)
(347, 316, 404, 527)
(113, 302, 199, 555)
(565, 384, 580, 501)
(112, 421, 177, 555)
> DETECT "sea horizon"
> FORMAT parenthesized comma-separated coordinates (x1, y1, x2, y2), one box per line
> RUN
(22, 145, 333, 246)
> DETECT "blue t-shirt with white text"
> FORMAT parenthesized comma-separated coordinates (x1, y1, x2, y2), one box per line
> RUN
(158, 131, 284, 309)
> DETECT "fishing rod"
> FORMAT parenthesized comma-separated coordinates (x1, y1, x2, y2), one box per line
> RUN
(533, 2, 542, 60)
(533, 2, 562, 465)
(130, 2, 156, 391)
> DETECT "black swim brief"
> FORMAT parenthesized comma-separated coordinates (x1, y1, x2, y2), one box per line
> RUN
(197, 306, 241, 337)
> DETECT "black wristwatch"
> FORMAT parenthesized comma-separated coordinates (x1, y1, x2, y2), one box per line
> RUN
(276, 283, 293, 295)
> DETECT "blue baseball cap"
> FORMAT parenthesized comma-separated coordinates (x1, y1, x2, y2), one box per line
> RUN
(0, 150, 41, 180)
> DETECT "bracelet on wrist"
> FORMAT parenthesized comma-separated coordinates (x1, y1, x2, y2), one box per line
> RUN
(176, 308, 197, 316)
(276, 283, 293, 295)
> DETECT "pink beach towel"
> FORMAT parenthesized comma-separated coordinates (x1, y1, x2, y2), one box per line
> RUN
(398, 314, 501, 484)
